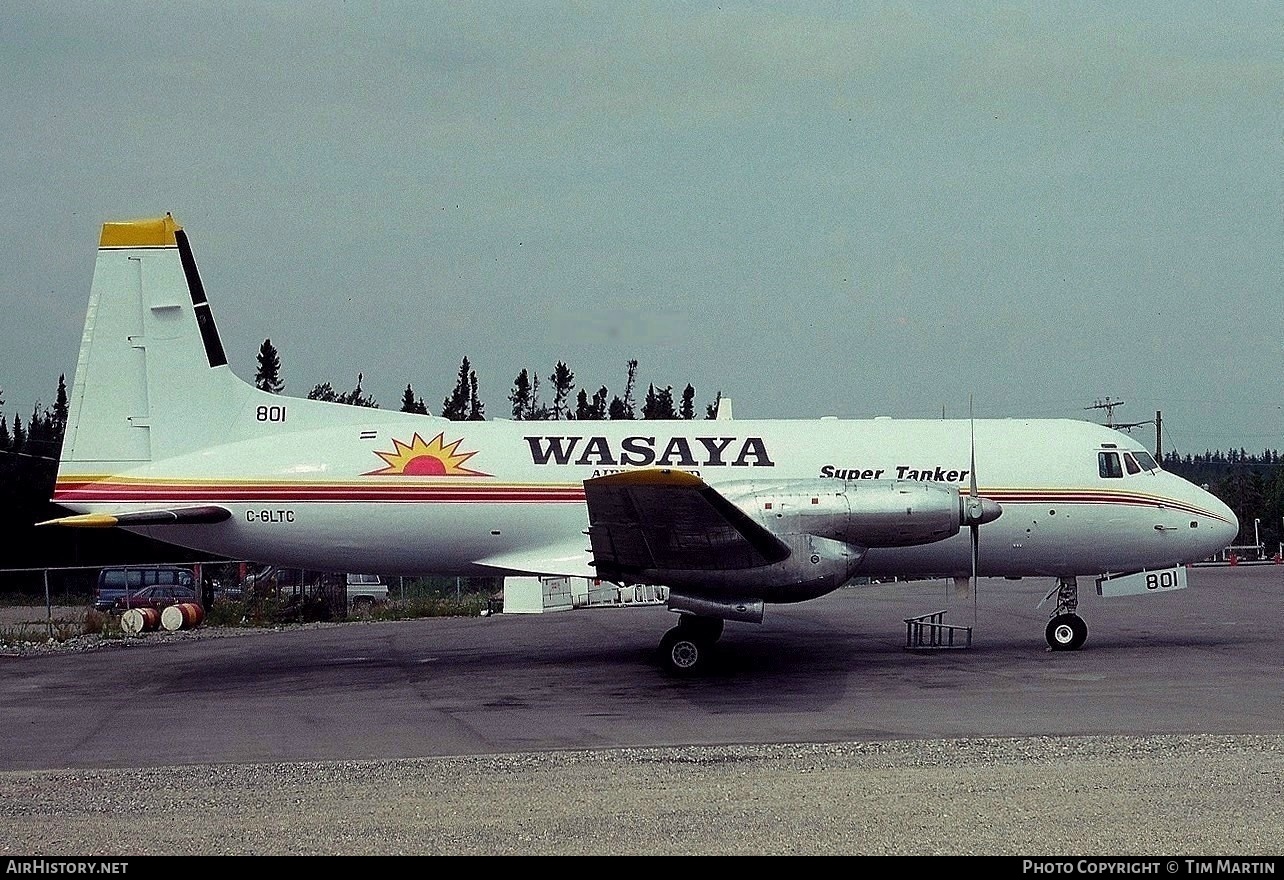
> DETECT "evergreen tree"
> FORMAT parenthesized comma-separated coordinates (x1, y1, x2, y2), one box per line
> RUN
(307, 382, 338, 402)
(509, 369, 532, 420)
(27, 403, 49, 454)
(656, 385, 675, 419)
(399, 383, 428, 414)
(443, 357, 479, 421)
(621, 359, 638, 419)
(608, 395, 628, 420)
(528, 373, 547, 419)
(254, 339, 285, 393)
(680, 384, 695, 420)
(508, 367, 547, 419)
(52, 375, 68, 441)
(642, 384, 676, 419)
(337, 374, 378, 408)
(468, 372, 485, 421)
(575, 387, 608, 420)
(11, 413, 25, 452)
(705, 390, 723, 419)
(0, 414, 9, 451)
(549, 361, 575, 420)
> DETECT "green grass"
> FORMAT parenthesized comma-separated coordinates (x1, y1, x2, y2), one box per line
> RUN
(368, 593, 490, 620)
(200, 590, 492, 629)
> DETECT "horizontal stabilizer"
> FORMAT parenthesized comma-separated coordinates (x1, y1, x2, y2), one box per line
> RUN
(584, 469, 790, 578)
(38, 506, 232, 528)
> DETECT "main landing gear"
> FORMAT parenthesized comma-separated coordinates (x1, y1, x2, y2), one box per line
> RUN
(659, 614, 724, 676)
(1044, 576, 1088, 651)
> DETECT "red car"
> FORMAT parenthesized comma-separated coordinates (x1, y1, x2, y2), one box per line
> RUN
(113, 585, 199, 612)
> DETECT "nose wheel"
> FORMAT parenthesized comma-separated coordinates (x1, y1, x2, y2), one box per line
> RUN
(1044, 576, 1088, 651)
(1045, 613, 1088, 651)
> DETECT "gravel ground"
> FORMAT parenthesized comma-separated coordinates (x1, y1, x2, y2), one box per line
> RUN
(0, 605, 335, 657)
(1, 735, 1281, 855)
(3, 607, 1282, 856)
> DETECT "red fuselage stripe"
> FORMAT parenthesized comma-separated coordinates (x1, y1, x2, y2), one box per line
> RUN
(52, 481, 1230, 522)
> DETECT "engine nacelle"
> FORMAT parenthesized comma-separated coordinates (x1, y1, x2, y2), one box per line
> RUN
(646, 534, 864, 603)
(842, 480, 964, 546)
(729, 479, 965, 548)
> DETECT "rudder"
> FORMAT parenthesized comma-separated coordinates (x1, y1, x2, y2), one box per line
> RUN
(61, 215, 249, 470)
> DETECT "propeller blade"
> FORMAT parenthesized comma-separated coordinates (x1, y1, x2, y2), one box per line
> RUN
(969, 396, 978, 500)
(970, 396, 979, 626)
(971, 518, 979, 627)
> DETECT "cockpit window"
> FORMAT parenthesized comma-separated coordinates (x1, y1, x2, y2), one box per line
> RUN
(1098, 451, 1123, 478)
(1124, 453, 1141, 475)
(1133, 451, 1159, 472)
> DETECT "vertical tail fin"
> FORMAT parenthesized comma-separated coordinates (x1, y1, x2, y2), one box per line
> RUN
(60, 215, 251, 472)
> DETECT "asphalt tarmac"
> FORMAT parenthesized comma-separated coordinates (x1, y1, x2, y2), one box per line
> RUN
(2, 565, 1280, 772)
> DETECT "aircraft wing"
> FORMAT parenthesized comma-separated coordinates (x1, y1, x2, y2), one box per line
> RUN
(473, 541, 600, 579)
(583, 470, 790, 579)
(38, 506, 232, 528)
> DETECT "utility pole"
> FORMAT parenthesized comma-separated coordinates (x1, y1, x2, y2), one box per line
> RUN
(1105, 406, 1163, 460)
(1085, 397, 1125, 428)
(1154, 410, 1162, 460)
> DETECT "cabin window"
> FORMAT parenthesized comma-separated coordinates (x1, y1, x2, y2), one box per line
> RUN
(1098, 451, 1123, 478)
(1124, 453, 1141, 475)
(1134, 451, 1159, 472)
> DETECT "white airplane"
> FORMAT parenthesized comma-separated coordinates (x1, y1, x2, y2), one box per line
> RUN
(43, 215, 1240, 674)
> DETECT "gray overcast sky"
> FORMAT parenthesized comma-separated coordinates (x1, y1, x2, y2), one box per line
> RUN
(2, 2, 1279, 455)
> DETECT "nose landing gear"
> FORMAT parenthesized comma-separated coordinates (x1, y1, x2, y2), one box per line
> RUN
(1044, 576, 1088, 651)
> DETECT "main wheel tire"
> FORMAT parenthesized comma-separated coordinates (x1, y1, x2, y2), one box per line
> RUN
(1046, 613, 1088, 651)
(660, 628, 709, 676)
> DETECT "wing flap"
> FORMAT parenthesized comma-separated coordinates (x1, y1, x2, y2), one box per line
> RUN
(583, 470, 789, 578)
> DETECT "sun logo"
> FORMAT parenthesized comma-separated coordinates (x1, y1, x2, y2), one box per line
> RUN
(364, 432, 488, 477)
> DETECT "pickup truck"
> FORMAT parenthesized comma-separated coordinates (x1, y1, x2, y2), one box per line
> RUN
(346, 574, 388, 611)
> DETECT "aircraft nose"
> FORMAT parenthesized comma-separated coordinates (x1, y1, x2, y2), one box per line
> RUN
(1196, 491, 1239, 558)
(1213, 500, 1239, 550)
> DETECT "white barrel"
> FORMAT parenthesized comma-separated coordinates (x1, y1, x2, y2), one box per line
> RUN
(121, 608, 145, 634)
(160, 604, 184, 631)
(161, 602, 205, 631)
(121, 606, 160, 634)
